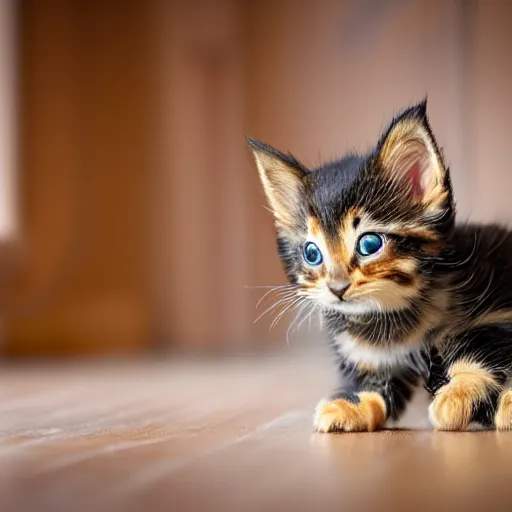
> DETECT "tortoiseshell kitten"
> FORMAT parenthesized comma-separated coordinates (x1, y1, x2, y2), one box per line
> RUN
(248, 101, 512, 432)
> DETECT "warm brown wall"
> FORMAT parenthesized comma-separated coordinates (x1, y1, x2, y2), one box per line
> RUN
(150, 0, 251, 351)
(3, 0, 512, 356)
(470, 0, 512, 222)
(4, 1, 156, 356)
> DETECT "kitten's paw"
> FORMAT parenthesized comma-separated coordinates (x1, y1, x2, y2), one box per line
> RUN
(495, 389, 512, 430)
(429, 385, 473, 431)
(314, 392, 386, 433)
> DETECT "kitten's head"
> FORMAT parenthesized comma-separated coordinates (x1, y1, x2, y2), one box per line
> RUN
(248, 101, 454, 315)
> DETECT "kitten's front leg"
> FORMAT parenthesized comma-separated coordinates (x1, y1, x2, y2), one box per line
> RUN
(428, 328, 509, 431)
(314, 391, 386, 432)
(314, 365, 419, 433)
(428, 359, 502, 430)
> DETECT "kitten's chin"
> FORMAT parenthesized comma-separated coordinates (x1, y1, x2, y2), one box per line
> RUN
(322, 300, 380, 316)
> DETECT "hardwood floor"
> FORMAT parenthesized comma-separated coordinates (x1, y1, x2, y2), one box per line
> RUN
(0, 355, 510, 512)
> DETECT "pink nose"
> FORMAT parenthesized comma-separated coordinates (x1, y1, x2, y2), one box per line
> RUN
(328, 282, 350, 299)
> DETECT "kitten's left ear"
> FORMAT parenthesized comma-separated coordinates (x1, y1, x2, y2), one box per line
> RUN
(376, 101, 451, 211)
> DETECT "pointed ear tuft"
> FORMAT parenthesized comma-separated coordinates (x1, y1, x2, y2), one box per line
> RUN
(406, 98, 427, 121)
(247, 138, 308, 227)
(375, 102, 449, 210)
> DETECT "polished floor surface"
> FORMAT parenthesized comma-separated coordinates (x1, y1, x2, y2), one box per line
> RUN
(0, 355, 510, 512)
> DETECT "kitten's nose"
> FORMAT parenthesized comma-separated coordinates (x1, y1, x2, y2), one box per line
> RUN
(328, 282, 350, 300)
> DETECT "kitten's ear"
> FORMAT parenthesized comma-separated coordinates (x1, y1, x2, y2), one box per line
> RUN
(247, 138, 308, 227)
(376, 101, 450, 211)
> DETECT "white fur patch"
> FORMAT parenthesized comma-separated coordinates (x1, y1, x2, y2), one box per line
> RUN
(466, 422, 492, 431)
(334, 331, 422, 368)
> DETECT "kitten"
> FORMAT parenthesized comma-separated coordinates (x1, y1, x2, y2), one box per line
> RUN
(247, 101, 512, 432)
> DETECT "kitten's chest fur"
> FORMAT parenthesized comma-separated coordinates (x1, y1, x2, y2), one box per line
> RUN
(324, 304, 443, 371)
(329, 322, 430, 372)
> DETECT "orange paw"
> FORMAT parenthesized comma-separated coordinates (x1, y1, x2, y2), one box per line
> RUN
(495, 389, 512, 431)
(429, 359, 500, 431)
(428, 385, 473, 431)
(314, 392, 386, 433)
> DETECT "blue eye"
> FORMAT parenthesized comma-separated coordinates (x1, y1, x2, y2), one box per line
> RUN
(303, 242, 323, 266)
(357, 233, 384, 256)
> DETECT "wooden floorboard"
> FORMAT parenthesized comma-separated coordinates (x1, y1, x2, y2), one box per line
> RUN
(0, 356, 510, 512)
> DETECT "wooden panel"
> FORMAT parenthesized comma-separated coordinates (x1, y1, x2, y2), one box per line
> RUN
(3, 1, 155, 355)
(152, 0, 251, 350)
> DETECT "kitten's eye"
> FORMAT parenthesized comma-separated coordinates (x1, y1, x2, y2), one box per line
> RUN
(303, 242, 323, 266)
(357, 233, 384, 257)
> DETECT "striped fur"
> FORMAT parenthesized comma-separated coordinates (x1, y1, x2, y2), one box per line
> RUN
(248, 101, 512, 431)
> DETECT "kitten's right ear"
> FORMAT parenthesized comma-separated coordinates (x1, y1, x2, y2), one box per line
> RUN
(375, 101, 451, 213)
(247, 138, 308, 228)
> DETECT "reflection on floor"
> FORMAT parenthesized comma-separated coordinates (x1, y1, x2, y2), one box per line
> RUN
(0, 355, 510, 512)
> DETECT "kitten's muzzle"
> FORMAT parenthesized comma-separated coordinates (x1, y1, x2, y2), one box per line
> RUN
(328, 282, 350, 300)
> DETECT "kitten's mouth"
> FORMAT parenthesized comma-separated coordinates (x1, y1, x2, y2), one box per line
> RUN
(303, 287, 378, 315)
(318, 294, 380, 315)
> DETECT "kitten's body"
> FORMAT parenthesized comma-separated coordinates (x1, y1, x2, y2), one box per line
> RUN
(328, 223, 512, 427)
(249, 101, 512, 432)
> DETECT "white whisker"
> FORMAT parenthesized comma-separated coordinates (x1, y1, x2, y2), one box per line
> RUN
(270, 296, 304, 330)
(253, 294, 297, 325)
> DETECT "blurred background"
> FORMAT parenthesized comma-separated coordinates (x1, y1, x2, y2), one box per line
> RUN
(0, 0, 510, 358)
